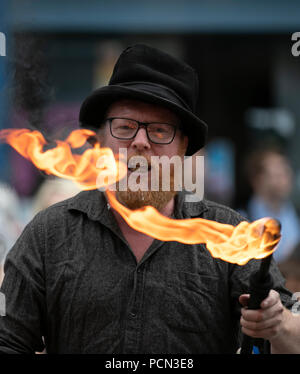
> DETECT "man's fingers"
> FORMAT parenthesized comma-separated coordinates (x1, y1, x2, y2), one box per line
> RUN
(239, 294, 250, 307)
(239, 290, 286, 341)
(240, 313, 282, 331)
(239, 290, 280, 309)
(260, 289, 280, 309)
(241, 301, 284, 323)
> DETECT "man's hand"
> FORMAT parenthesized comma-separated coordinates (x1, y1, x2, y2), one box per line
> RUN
(239, 290, 287, 341)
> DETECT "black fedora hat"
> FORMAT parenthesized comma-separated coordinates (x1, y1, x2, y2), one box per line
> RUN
(79, 43, 207, 155)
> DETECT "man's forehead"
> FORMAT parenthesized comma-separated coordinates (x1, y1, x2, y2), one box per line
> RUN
(105, 99, 180, 123)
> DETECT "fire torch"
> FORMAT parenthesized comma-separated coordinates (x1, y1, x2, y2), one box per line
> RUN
(240, 219, 281, 354)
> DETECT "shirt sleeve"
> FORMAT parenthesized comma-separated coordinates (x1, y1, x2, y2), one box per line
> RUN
(0, 213, 46, 354)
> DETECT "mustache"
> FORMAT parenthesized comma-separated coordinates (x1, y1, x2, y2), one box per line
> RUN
(127, 153, 159, 173)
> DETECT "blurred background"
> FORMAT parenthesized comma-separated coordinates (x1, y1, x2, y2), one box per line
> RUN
(1, 0, 300, 280)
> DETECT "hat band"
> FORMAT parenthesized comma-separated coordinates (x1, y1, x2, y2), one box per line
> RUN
(116, 81, 191, 111)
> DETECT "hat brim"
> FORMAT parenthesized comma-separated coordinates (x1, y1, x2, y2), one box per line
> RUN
(79, 85, 207, 156)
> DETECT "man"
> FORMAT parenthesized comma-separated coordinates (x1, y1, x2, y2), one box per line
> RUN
(0, 44, 299, 354)
(244, 148, 300, 264)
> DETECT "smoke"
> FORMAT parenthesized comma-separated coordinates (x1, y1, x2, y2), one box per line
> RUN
(12, 33, 54, 129)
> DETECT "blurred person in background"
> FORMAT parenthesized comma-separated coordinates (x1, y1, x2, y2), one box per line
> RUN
(32, 178, 81, 215)
(278, 247, 300, 295)
(279, 258, 300, 296)
(0, 179, 80, 288)
(242, 148, 300, 264)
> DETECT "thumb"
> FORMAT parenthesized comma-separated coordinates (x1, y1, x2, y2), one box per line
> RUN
(239, 294, 250, 307)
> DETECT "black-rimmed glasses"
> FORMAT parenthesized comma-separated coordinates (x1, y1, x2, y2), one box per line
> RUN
(105, 117, 178, 144)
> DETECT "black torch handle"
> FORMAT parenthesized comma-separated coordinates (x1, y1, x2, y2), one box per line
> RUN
(240, 264, 274, 354)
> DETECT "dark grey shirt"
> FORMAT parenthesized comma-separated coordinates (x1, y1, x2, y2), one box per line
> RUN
(0, 190, 293, 354)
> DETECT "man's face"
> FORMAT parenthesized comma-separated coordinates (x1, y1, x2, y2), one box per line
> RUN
(97, 99, 188, 210)
(256, 153, 293, 201)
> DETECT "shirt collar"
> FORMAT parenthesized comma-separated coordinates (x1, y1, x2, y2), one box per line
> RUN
(67, 189, 108, 221)
(67, 189, 209, 221)
(174, 191, 209, 219)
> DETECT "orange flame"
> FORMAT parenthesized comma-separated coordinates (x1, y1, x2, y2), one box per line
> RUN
(0, 128, 281, 265)
(0, 128, 127, 190)
(106, 190, 280, 265)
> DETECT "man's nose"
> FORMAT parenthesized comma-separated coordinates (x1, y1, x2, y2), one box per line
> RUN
(130, 127, 151, 151)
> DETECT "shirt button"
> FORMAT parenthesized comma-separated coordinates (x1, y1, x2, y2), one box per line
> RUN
(130, 312, 137, 318)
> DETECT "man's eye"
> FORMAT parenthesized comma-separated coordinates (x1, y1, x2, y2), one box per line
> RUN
(150, 126, 168, 133)
(153, 129, 169, 137)
(118, 125, 135, 130)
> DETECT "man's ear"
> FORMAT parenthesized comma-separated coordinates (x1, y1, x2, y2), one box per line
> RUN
(87, 127, 104, 147)
(87, 135, 99, 147)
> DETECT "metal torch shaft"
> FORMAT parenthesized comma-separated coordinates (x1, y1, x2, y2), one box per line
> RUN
(240, 254, 274, 354)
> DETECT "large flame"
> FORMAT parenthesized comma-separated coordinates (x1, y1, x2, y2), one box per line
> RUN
(106, 190, 280, 265)
(0, 128, 281, 265)
(0, 128, 127, 190)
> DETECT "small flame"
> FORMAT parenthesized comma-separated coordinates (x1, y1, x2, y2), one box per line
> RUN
(0, 128, 281, 265)
(106, 190, 280, 265)
(0, 128, 127, 190)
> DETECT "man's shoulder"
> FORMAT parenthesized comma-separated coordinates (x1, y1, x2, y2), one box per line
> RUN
(33, 189, 104, 223)
(12, 190, 104, 257)
(32, 194, 78, 223)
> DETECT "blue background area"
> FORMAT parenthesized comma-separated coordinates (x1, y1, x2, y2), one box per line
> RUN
(10, 0, 300, 33)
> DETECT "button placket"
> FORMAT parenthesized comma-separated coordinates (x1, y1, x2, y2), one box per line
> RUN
(130, 267, 143, 317)
(123, 266, 145, 353)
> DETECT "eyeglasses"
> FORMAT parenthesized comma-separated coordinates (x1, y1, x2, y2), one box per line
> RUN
(105, 117, 178, 144)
